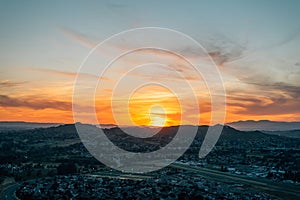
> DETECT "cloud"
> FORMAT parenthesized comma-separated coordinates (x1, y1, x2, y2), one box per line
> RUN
(27, 67, 110, 81)
(227, 93, 300, 116)
(224, 56, 300, 116)
(207, 50, 244, 66)
(58, 27, 300, 119)
(60, 27, 97, 49)
(234, 66, 300, 99)
(0, 95, 72, 110)
(258, 27, 300, 50)
(0, 80, 28, 88)
(251, 82, 300, 99)
(225, 69, 300, 117)
(198, 26, 300, 67)
(59, 27, 246, 68)
(237, 100, 300, 115)
(120, 64, 201, 83)
(204, 36, 246, 66)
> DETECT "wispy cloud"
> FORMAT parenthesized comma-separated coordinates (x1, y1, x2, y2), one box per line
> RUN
(27, 67, 111, 81)
(0, 95, 72, 110)
(59, 27, 246, 67)
(60, 27, 97, 49)
(0, 80, 28, 88)
(227, 92, 300, 116)
(58, 27, 300, 122)
(249, 82, 300, 99)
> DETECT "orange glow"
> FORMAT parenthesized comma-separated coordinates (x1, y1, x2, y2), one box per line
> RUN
(1, 83, 300, 125)
(94, 85, 183, 127)
(128, 85, 181, 127)
(2, 101, 300, 125)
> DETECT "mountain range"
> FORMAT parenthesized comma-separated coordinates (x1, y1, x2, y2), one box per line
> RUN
(227, 120, 300, 131)
(1, 120, 300, 138)
(0, 121, 62, 131)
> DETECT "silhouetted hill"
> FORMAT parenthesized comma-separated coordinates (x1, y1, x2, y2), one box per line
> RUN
(217, 125, 264, 140)
(227, 120, 300, 131)
(0, 121, 61, 131)
(1, 124, 293, 152)
(0, 124, 78, 141)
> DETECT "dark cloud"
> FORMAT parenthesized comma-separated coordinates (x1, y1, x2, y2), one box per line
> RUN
(205, 40, 244, 66)
(0, 95, 72, 110)
(235, 99, 300, 115)
(202, 26, 300, 66)
(227, 67, 300, 116)
(207, 50, 243, 66)
(199, 33, 246, 66)
(243, 81, 300, 99)
(184, 101, 212, 115)
(267, 82, 300, 99)
(228, 93, 300, 116)
(0, 80, 28, 88)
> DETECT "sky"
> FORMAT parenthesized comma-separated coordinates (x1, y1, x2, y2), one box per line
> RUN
(0, 0, 300, 125)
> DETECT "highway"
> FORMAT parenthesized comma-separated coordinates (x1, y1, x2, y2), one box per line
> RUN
(170, 162, 300, 199)
(86, 171, 153, 181)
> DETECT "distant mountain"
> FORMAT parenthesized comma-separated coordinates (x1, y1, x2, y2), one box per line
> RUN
(0, 121, 62, 131)
(227, 120, 300, 131)
(97, 124, 117, 129)
(2, 121, 297, 143)
(0, 123, 282, 152)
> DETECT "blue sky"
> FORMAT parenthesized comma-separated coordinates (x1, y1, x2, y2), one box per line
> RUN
(0, 0, 300, 123)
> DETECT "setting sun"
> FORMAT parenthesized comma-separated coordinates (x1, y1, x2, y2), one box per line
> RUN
(148, 105, 166, 127)
(127, 85, 182, 127)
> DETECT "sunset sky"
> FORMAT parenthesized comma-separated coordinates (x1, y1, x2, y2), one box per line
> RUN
(1, 0, 300, 125)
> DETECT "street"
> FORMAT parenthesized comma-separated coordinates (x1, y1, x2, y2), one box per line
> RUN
(170, 163, 300, 199)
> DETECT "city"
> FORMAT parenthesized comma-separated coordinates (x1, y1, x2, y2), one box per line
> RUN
(0, 123, 299, 199)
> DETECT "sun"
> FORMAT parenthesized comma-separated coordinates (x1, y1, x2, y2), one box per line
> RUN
(149, 105, 166, 127)
(127, 85, 181, 127)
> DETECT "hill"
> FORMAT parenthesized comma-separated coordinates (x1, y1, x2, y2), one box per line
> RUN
(227, 120, 300, 131)
(0, 121, 62, 131)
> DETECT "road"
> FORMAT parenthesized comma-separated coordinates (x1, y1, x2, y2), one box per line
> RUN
(0, 183, 20, 200)
(87, 171, 153, 181)
(170, 162, 300, 199)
